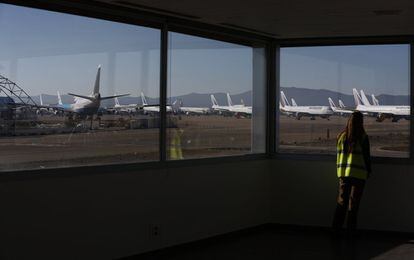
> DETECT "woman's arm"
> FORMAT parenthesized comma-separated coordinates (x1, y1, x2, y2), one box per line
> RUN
(362, 136, 372, 175)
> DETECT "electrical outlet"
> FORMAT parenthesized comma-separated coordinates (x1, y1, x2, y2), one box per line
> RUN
(150, 224, 161, 238)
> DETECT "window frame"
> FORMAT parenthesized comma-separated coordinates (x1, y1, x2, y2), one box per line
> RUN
(0, 0, 272, 178)
(1, 1, 413, 178)
(274, 37, 414, 164)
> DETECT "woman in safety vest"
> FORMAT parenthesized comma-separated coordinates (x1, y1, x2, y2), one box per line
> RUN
(332, 111, 371, 235)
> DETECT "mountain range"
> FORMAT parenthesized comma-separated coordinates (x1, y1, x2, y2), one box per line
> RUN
(27, 87, 409, 108)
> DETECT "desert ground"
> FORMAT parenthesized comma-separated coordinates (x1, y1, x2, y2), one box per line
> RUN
(0, 113, 409, 171)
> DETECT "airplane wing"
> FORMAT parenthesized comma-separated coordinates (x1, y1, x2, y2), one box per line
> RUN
(68, 93, 95, 101)
(100, 94, 130, 100)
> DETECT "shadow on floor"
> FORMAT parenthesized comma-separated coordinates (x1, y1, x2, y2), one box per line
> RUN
(119, 225, 414, 260)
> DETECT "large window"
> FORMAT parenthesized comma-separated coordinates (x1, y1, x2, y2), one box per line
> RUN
(167, 32, 266, 160)
(279, 44, 410, 158)
(0, 4, 160, 171)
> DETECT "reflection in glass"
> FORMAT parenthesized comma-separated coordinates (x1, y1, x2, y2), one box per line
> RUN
(167, 33, 266, 160)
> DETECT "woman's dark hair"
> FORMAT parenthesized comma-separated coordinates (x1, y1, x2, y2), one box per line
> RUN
(342, 111, 366, 153)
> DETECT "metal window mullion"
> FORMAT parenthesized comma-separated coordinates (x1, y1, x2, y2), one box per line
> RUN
(274, 43, 280, 154)
(410, 43, 414, 162)
(266, 41, 277, 155)
(159, 25, 168, 161)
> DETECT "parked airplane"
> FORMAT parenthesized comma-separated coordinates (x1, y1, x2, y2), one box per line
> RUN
(279, 91, 333, 120)
(226, 93, 252, 116)
(328, 97, 353, 116)
(36, 94, 55, 115)
(371, 94, 380, 106)
(53, 65, 129, 122)
(110, 96, 138, 114)
(353, 88, 410, 122)
(139, 92, 172, 114)
(174, 99, 210, 115)
(210, 94, 232, 114)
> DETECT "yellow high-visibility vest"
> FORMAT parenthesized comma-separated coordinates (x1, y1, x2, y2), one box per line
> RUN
(336, 132, 368, 180)
(170, 130, 183, 160)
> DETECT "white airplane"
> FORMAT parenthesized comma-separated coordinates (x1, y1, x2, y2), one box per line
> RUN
(36, 94, 55, 115)
(371, 94, 380, 106)
(353, 88, 410, 122)
(55, 65, 129, 118)
(339, 99, 346, 109)
(279, 91, 333, 120)
(210, 94, 232, 114)
(226, 93, 252, 116)
(328, 97, 353, 116)
(111, 96, 138, 114)
(139, 92, 172, 114)
(174, 99, 210, 115)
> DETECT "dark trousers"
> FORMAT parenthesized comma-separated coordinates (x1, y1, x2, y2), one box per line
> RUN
(332, 177, 365, 231)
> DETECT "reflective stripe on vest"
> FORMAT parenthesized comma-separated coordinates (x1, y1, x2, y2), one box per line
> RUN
(336, 133, 367, 180)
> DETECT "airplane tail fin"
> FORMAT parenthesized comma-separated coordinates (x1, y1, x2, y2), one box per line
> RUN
(241, 99, 245, 106)
(360, 90, 371, 106)
(114, 95, 120, 106)
(291, 98, 298, 106)
(280, 91, 290, 107)
(57, 91, 63, 105)
(226, 93, 233, 107)
(328, 97, 336, 108)
(339, 100, 346, 108)
(372, 94, 379, 105)
(93, 65, 101, 95)
(140, 92, 148, 106)
(352, 88, 363, 106)
(40, 94, 44, 106)
(211, 94, 219, 106)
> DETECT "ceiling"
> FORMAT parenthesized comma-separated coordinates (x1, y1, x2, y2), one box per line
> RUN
(92, 0, 414, 39)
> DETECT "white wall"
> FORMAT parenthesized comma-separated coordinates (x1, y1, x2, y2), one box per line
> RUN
(270, 159, 413, 232)
(0, 159, 271, 260)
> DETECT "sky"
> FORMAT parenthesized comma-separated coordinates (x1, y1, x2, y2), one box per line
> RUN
(0, 3, 410, 101)
(281, 45, 410, 96)
(0, 3, 253, 99)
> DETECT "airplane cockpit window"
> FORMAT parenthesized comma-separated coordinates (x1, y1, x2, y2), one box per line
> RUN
(279, 45, 410, 158)
(166, 32, 266, 160)
(0, 3, 160, 171)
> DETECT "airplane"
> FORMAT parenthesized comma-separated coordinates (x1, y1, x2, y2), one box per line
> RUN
(352, 88, 410, 122)
(174, 99, 210, 115)
(139, 92, 172, 114)
(279, 91, 333, 120)
(371, 94, 380, 106)
(110, 96, 138, 114)
(36, 94, 55, 115)
(53, 65, 129, 126)
(226, 93, 252, 116)
(339, 99, 346, 109)
(328, 97, 353, 116)
(210, 94, 232, 114)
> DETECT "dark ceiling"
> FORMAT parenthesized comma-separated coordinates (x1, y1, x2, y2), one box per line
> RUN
(93, 0, 414, 39)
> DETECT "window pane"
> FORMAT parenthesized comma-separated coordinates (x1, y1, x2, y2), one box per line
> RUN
(279, 45, 410, 158)
(0, 4, 160, 171)
(167, 32, 266, 160)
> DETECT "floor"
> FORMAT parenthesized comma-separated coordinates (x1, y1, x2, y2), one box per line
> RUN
(120, 226, 414, 260)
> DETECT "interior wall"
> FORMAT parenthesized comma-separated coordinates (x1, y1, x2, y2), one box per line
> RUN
(0, 159, 271, 260)
(270, 158, 413, 233)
